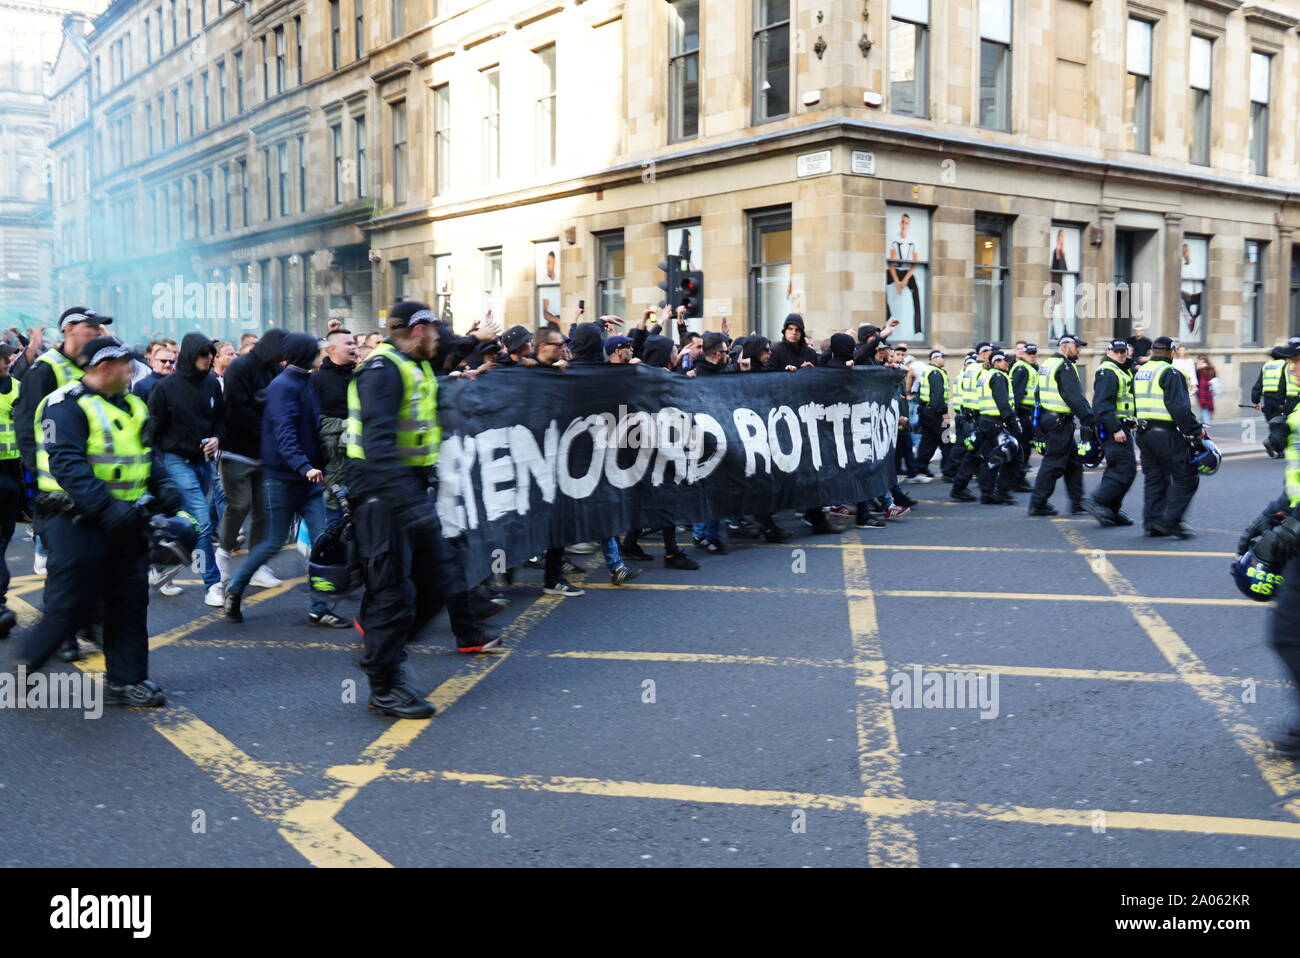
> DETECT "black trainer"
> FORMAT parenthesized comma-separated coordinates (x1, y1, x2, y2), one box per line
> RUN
(855, 516, 886, 529)
(0, 606, 16, 639)
(1069, 502, 1088, 515)
(762, 526, 791, 543)
(368, 671, 436, 719)
(802, 517, 839, 534)
(1080, 497, 1117, 527)
(456, 628, 502, 654)
(309, 610, 352, 628)
(1028, 504, 1058, 517)
(950, 489, 976, 502)
(665, 552, 700, 570)
(694, 537, 728, 555)
(1144, 527, 1169, 538)
(223, 593, 243, 623)
(894, 493, 919, 509)
(104, 679, 166, 708)
(1271, 726, 1300, 758)
(610, 564, 642, 586)
(57, 637, 83, 662)
(620, 539, 654, 561)
(1113, 510, 1135, 526)
(1013, 482, 1034, 493)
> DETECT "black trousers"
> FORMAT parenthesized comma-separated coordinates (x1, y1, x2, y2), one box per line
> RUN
(976, 418, 1015, 496)
(0, 470, 20, 605)
(1136, 426, 1199, 531)
(948, 416, 979, 488)
(354, 496, 472, 677)
(1030, 415, 1084, 509)
(1271, 552, 1300, 713)
(1092, 436, 1137, 511)
(626, 526, 681, 555)
(19, 512, 149, 686)
(916, 410, 947, 474)
(1015, 409, 1035, 481)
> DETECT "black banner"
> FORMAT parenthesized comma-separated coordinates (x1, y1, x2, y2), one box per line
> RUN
(435, 365, 903, 584)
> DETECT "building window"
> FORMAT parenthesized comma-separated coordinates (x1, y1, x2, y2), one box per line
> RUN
(483, 247, 503, 315)
(391, 258, 410, 303)
(1249, 52, 1269, 176)
(171, 87, 180, 142)
(186, 78, 195, 137)
(220, 164, 231, 231)
(1124, 18, 1152, 154)
(535, 240, 560, 326)
(234, 51, 244, 112)
(978, 0, 1011, 130)
(201, 71, 210, 129)
(146, 102, 154, 154)
(481, 67, 500, 181)
(262, 146, 272, 219)
(156, 6, 164, 53)
(391, 100, 406, 204)
(170, 0, 178, 46)
(1178, 235, 1208, 345)
(274, 26, 285, 94)
(392, 0, 404, 38)
(157, 93, 167, 149)
(145, 17, 152, 62)
(330, 0, 341, 70)
(433, 253, 453, 320)
(668, 0, 699, 141)
(753, 0, 790, 123)
(1290, 247, 1300, 337)
(1047, 224, 1082, 341)
(595, 231, 625, 319)
(885, 206, 931, 339)
(205, 169, 215, 235)
(331, 123, 343, 203)
(433, 84, 450, 195)
(294, 16, 303, 86)
(748, 208, 792, 339)
(185, 0, 192, 35)
(260, 37, 268, 98)
(974, 214, 1011, 344)
(277, 141, 289, 216)
(354, 0, 364, 59)
(354, 114, 367, 198)
(890, 0, 929, 117)
(1188, 35, 1211, 166)
(297, 133, 307, 212)
(188, 174, 199, 238)
(1243, 241, 1265, 346)
(217, 61, 228, 123)
(535, 45, 557, 170)
(236, 157, 247, 227)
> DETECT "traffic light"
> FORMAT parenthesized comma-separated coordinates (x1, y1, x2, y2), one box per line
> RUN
(678, 270, 704, 319)
(656, 259, 679, 311)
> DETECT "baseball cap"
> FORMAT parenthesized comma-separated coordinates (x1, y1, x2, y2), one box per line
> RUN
(1058, 334, 1087, 347)
(385, 301, 436, 330)
(929, 349, 945, 360)
(1023, 343, 1039, 354)
(0, 344, 18, 361)
(1107, 339, 1130, 352)
(79, 336, 132, 367)
(603, 335, 633, 356)
(1152, 335, 1175, 350)
(59, 306, 112, 330)
(502, 325, 532, 352)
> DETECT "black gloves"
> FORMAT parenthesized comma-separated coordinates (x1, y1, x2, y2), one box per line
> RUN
(1253, 515, 1300, 566)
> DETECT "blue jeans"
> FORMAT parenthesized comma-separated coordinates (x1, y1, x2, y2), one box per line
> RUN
(210, 464, 227, 535)
(227, 477, 327, 613)
(161, 452, 219, 587)
(603, 536, 622, 573)
(693, 520, 721, 543)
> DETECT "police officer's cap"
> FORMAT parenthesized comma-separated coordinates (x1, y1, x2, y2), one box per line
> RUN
(1277, 344, 1300, 359)
(59, 306, 112, 330)
(929, 349, 945, 360)
(963, 351, 978, 363)
(1023, 343, 1039, 354)
(1152, 335, 1175, 350)
(1107, 339, 1130, 353)
(990, 351, 1010, 364)
(975, 341, 993, 353)
(386, 301, 435, 330)
(79, 336, 131, 367)
(1057, 334, 1087, 347)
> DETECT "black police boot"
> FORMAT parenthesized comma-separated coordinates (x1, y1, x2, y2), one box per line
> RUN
(57, 637, 84, 662)
(1271, 725, 1300, 758)
(1080, 497, 1117, 527)
(0, 605, 16, 639)
(619, 538, 654, 561)
(104, 679, 166, 708)
(1069, 501, 1088, 515)
(950, 487, 976, 502)
(223, 592, 243, 623)
(456, 627, 502, 654)
(1013, 481, 1034, 493)
(978, 493, 1001, 505)
(1161, 523, 1196, 540)
(367, 668, 436, 719)
(1027, 503, 1058, 517)
(1113, 510, 1135, 526)
(665, 551, 700, 570)
(762, 525, 792, 543)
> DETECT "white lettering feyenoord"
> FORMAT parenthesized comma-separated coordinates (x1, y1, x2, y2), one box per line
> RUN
(436, 400, 898, 535)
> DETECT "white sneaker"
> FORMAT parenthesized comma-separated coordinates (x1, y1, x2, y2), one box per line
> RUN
(249, 565, 282, 588)
(214, 547, 232, 581)
(204, 583, 225, 607)
(565, 541, 598, 555)
(158, 582, 183, 597)
(148, 566, 166, 587)
(33, 552, 46, 576)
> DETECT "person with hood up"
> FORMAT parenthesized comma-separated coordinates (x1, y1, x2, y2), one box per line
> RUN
(223, 332, 348, 628)
(217, 327, 287, 589)
(146, 333, 226, 606)
(766, 314, 818, 371)
(732, 337, 793, 541)
(820, 333, 857, 368)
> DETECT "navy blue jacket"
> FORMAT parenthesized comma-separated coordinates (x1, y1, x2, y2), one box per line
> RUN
(260, 365, 324, 482)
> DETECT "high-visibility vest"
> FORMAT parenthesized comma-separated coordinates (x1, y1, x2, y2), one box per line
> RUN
(1097, 359, 1135, 418)
(959, 364, 984, 411)
(1012, 359, 1038, 408)
(1133, 359, 1176, 422)
(35, 385, 151, 501)
(1262, 359, 1286, 395)
(919, 366, 948, 407)
(1037, 356, 1074, 414)
(979, 367, 1011, 417)
(345, 342, 440, 467)
(1286, 407, 1300, 508)
(0, 378, 21, 460)
(31, 348, 84, 435)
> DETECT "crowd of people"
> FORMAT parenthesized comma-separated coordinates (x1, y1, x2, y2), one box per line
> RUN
(0, 299, 1291, 717)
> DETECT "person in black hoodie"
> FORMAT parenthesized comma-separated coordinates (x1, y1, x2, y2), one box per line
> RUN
(312, 329, 357, 517)
(146, 333, 225, 606)
(766, 314, 818, 371)
(819, 333, 857, 368)
(216, 327, 287, 587)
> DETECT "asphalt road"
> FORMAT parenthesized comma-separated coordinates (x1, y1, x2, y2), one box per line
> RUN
(1, 452, 1298, 868)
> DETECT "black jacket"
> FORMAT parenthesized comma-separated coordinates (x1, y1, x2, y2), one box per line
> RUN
(1010, 362, 1037, 408)
(133, 371, 166, 403)
(15, 345, 81, 468)
(1092, 360, 1132, 436)
(342, 338, 433, 507)
(693, 355, 734, 375)
(1146, 362, 1200, 434)
(818, 333, 857, 368)
(923, 367, 948, 415)
(312, 356, 354, 419)
(145, 333, 225, 464)
(982, 369, 1015, 419)
(40, 382, 179, 525)
(1045, 353, 1093, 425)
(221, 328, 287, 459)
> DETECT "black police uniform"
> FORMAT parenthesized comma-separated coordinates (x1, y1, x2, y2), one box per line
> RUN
(916, 365, 949, 476)
(1135, 360, 1201, 536)
(976, 368, 1019, 501)
(17, 382, 181, 689)
(1029, 353, 1093, 513)
(1009, 358, 1037, 488)
(1090, 358, 1137, 519)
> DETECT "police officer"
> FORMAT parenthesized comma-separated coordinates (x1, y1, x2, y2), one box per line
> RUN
(0, 344, 21, 637)
(1082, 339, 1137, 527)
(15, 337, 182, 706)
(1009, 344, 1039, 492)
(1133, 335, 1204, 539)
(1028, 335, 1093, 517)
(1252, 337, 1300, 423)
(975, 350, 1020, 505)
(949, 343, 993, 501)
(915, 349, 949, 479)
(345, 301, 498, 721)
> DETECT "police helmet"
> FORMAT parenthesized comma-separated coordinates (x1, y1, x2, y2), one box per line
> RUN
(986, 431, 1020, 466)
(1189, 437, 1222, 476)
(309, 522, 354, 596)
(149, 512, 200, 568)
(1231, 549, 1284, 602)
(1075, 439, 1104, 468)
